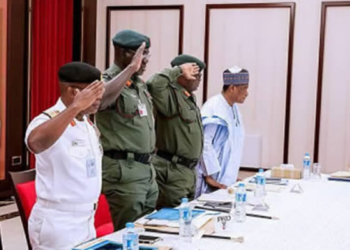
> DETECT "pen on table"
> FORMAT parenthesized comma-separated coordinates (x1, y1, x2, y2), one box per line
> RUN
(143, 228, 244, 242)
(194, 206, 279, 220)
(246, 213, 279, 220)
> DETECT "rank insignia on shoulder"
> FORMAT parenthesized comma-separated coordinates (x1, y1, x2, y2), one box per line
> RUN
(184, 90, 191, 97)
(42, 110, 60, 119)
(126, 80, 132, 87)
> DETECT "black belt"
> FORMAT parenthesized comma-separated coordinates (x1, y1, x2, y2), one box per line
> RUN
(104, 150, 153, 165)
(156, 150, 198, 169)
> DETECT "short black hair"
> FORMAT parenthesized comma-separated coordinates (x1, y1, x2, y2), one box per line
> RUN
(223, 85, 230, 92)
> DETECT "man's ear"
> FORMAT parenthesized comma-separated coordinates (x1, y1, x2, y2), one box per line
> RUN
(228, 85, 234, 93)
(67, 86, 77, 98)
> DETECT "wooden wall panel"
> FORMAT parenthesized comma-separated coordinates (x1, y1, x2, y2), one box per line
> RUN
(315, 2, 350, 173)
(204, 3, 295, 167)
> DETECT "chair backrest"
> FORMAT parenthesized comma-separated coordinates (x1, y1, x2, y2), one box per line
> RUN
(94, 194, 112, 228)
(10, 169, 36, 250)
(0, 225, 3, 250)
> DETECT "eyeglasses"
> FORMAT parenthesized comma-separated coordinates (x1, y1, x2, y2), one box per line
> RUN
(125, 49, 151, 60)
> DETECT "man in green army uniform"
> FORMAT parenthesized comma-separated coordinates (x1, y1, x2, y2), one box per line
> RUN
(96, 30, 158, 231)
(147, 54, 206, 208)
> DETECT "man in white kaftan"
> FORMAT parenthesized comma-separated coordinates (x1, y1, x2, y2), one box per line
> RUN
(196, 66, 249, 197)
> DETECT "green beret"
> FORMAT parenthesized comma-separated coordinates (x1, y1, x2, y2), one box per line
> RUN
(58, 62, 101, 84)
(112, 29, 151, 49)
(171, 54, 206, 71)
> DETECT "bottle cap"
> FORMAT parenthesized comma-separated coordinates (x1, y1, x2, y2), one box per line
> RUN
(181, 197, 189, 203)
(126, 222, 134, 228)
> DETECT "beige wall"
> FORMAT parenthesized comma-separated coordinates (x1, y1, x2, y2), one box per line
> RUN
(319, 6, 350, 173)
(0, 0, 7, 180)
(96, 0, 350, 173)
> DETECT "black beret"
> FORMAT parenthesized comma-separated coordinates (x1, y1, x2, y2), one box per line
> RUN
(58, 62, 101, 84)
(171, 54, 206, 71)
(112, 29, 151, 49)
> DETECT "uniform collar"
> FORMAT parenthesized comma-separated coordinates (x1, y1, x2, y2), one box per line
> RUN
(219, 93, 234, 110)
(110, 64, 122, 75)
(56, 98, 68, 112)
(110, 63, 145, 88)
(173, 82, 192, 99)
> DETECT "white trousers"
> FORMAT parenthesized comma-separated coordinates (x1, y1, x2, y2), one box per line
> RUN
(28, 203, 96, 250)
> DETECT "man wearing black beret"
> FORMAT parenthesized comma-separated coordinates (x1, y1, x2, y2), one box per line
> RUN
(25, 50, 145, 248)
(25, 62, 104, 249)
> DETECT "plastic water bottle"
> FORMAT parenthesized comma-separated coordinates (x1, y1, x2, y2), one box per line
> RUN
(122, 222, 138, 250)
(179, 197, 192, 242)
(235, 183, 247, 223)
(255, 169, 266, 199)
(303, 153, 311, 180)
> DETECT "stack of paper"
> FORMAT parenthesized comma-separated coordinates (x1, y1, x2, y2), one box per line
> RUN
(249, 177, 289, 185)
(331, 171, 350, 178)
(197, 189, 233, 203)
(136, 208, 212, 231)
(73, 238, 163, 250)
(329, 171, 350, 182)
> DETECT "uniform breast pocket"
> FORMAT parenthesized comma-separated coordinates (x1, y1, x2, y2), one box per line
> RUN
(69, 145, 89, 158)
(116, 91, 139, 115)
(178, 105, 197, 124)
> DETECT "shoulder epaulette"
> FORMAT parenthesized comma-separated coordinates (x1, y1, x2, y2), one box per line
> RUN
(42, 109, 60, 119)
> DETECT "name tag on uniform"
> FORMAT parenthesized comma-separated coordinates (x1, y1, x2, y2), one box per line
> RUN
(86, 157, 97, 178)
(72, 140, 86, 147)
(138, 100, 148, 117)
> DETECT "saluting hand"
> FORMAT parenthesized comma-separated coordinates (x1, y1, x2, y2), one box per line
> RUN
(180, 63, 200, 80)
(72, 81, 105, 111)
(130, 42, 146, 73)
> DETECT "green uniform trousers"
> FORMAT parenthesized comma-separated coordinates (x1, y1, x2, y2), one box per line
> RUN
(152, 155, 196, 209)
(102, 156, 158, 231)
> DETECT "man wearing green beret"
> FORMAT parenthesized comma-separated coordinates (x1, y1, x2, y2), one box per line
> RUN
(146, 54, 205, 208)
(96, 29, 158, 231)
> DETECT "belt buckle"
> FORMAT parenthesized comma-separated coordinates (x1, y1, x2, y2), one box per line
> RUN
(189, 161, 198, 169)
(147, 154, 152, 163)
(139, 154, 151, 164)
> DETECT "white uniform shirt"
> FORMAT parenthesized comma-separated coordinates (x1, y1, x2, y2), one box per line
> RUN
(25, 98, 102, 204)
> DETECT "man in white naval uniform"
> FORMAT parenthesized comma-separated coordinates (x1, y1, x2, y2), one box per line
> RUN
(25, 45, 145, 250)
(196, 66, 249, 197)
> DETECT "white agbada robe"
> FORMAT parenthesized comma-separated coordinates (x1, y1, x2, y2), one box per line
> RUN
(196, 94, 245, 197)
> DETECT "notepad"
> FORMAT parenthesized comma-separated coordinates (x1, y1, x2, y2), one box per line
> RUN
(331, 171, 350, 178)
(145, 208, 205, 221)
(197, 189, 233, 203)
(73, 239, 158, 250)
(249, 177, 289, 185)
